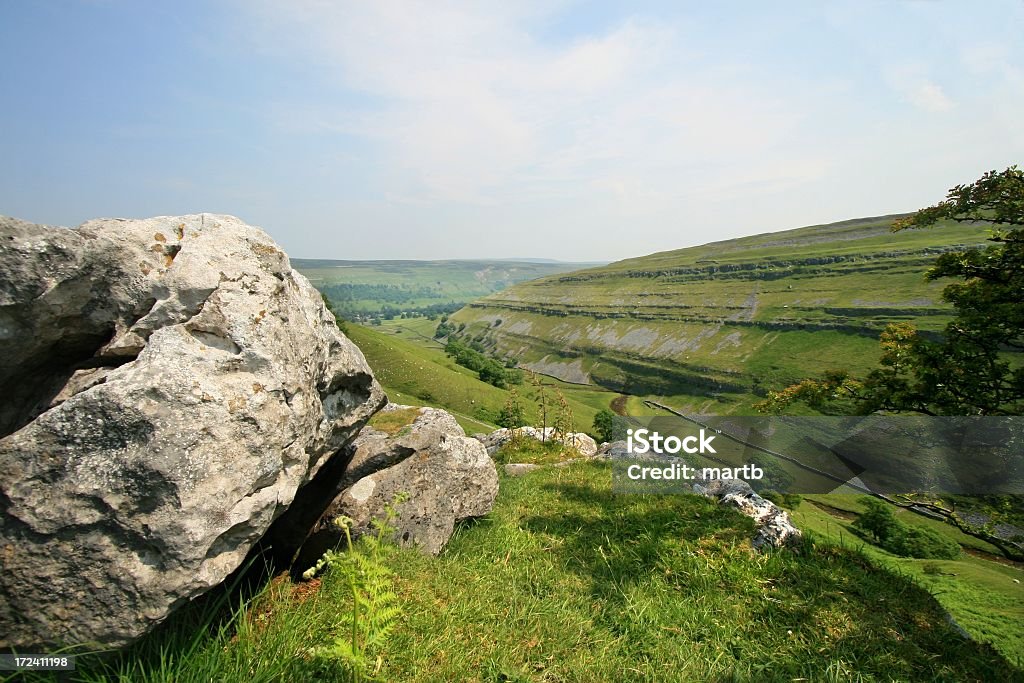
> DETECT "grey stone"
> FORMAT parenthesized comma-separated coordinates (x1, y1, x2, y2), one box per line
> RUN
(0, 214, 385, 650)
(692, 476, 802, 550)
(301, 407, 498, 560)
(504, 463, 541, 477)
(479, 426, 597, 457)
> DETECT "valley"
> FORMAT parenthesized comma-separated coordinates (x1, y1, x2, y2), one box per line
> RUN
(448, 215, 994, 413)
(294, 258, 600, 322)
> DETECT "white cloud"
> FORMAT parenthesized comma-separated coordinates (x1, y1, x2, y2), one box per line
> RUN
(883, 64, 954, 112)
(238, 1, 822, 206)
(226, 1, 1024, 260)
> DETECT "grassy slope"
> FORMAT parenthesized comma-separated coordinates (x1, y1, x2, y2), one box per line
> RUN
(792, 496, 1024, 664)
(346, 322, 611, 435)
(34, 460, 1021, 682)
(449, 216, 996, 413)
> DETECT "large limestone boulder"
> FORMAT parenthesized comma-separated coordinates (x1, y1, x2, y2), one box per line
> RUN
(296, 406, 499, 563)
(0, 214, 385, 650)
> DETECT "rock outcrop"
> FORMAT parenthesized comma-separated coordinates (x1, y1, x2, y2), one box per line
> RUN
(599, 440, 801, 550)
(479, 427, 598, 457)
(0, 214, 385, 650)
(296, 406, 499, 563)
(690, 477, 802, 550)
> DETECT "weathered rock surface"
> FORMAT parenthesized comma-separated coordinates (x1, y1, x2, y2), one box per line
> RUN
(479, 427, 598, 457)
(297, 406, 499, 562)
(0, 214, 385, 650)
(691, 477, 802, 550)
(504, 463, 542, 477)
(596, 441, 801, 550)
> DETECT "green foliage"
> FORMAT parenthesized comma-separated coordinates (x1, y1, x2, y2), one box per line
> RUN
(853, 497, 900, 543)
(885, 524, 962, 560)
(433, 320, 454, 338)
(495, 388, 526, 429)
(305, 495, 408, 681)
(761, 166, 1024, 417)
(762, 490, 803, 510)
(854, 497, 961, 560)
(444, 338, 522, 388)
(592, 408, 616, 442)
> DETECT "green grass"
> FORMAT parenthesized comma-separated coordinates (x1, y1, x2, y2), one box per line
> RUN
(30, 459, 1021, 682)
(792, 498, 1024, 665)
(347, 322, 610, 435)
(491, 437, 581, 466)
(367, 406, 422, 436)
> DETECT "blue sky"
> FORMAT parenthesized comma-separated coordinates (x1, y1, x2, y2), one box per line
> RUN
(2, 1, 1022, 261)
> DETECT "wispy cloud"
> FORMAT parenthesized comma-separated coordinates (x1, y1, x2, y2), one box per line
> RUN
(238, 1, 826, 206)
(883, 64, 954, 112)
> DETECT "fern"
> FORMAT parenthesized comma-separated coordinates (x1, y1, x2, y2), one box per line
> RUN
(307, 493, 409, 681)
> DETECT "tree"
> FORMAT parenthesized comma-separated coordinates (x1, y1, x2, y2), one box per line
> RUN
(853, 497, 899, 543)
(756, 167, 1024, 559)
(592, 408, 616, 443)
(758, 166, 1024, 416)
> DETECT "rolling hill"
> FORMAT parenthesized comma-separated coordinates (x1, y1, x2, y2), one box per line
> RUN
(447, 215, 996, 413)
(294, 258, 601, 320)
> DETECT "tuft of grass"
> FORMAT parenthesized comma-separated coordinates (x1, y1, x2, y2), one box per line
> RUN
(367, 407, 422, 436)
(492, 437, 579, 466)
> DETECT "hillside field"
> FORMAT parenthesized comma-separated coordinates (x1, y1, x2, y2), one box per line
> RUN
(24, 458, 1021, 682)
(448, 215, 997, 413)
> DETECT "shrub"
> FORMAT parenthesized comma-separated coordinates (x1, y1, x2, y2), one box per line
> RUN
(592, 408, 616, 443)
(853, 497, 900, 543)
(885, 525, 961, 560)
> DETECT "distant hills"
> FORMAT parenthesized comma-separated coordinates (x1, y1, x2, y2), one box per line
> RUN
(447, 215, 995, 413)
(294, 258, 597, 320)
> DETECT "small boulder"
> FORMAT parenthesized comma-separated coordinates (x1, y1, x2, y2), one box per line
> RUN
(297, 407, 499, 562)
(692, 477, 802, 550)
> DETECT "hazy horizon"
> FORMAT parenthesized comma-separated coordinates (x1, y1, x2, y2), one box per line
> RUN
(2, 1, 1022, 261)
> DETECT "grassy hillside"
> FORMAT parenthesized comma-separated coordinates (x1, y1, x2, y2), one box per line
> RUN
(31, 459, 1021, 682)
(345, 322, 615, 434)
(294, 259, 598, 321)
(448, 215, 995, 413)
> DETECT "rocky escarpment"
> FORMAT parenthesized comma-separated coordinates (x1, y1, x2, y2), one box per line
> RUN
(448, 216, 992, 404)
(0, 214, 386, 650)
